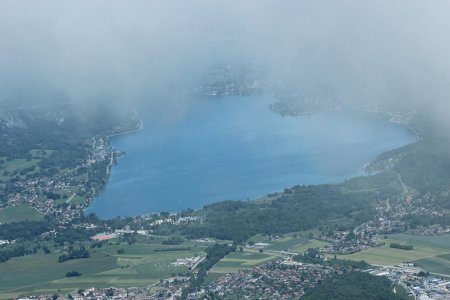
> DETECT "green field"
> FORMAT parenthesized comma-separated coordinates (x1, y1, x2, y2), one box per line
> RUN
(207, 234, 328, 282)
(290, 239, 330, 253)
(68, 195, 88, 205)
(0, 241, 207, 299)
(248, 233, 312, 252)
(415, 254, 450, 276)
(0, 158, 40, 181)
(0, 150, 55, 181)
(207, 250, 277, 280)
(338, 233, 450, 274)
(0, 205, 45, 223)
(266, 237, 308, 251)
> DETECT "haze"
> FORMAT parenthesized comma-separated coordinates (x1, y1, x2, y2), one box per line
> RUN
(1, 0, 450, 123)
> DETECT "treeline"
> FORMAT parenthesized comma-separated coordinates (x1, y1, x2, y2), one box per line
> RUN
(0, 221, 50, 240)
(183, 182, 382, 243)
(53, 227, 101, 246)
(302, 271, 408, 300)
(181, 244, 235, 299)
(390, 243, 413, 250)
(58, 246, 90, 263)
(0, 245, 37, 263)
(65, 271, 82, 277)
(162, 236, 184, 245)
(0, 216, 106, 264)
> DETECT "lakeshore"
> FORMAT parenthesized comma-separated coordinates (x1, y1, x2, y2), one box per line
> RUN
(88, 96, 416, 218)
(107, 120, 144, 138)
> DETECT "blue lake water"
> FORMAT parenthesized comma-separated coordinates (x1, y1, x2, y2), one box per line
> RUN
(87, 96, 415, 218)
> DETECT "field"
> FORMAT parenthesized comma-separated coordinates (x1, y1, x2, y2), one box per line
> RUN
(206, 234, 325, 283)
(0, 205, 44, 223)
(414, 254, 450, 276)
(206, 251, 278, 281)
(0, 158, 40, 181)
(0, 240, 207, 299)
(290, 239, 330, 253)
(0, 150, 54, 181)
(337, 233, 450, 275)
(248, 232, 317, 252)
(266, 237, 308, 251)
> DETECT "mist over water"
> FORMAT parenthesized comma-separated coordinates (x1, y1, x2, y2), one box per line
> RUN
(87, 96, 415, 218)
(2, 0, 450, 124)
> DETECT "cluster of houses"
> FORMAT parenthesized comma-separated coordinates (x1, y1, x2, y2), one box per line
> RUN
(188, 259, 346, 299)
(16, 286, 154, 300)
(1, 137, 114, 225)
(370, 264, 450, 299)
(149, 215, 204, 227)
(316, 187, 450, 257)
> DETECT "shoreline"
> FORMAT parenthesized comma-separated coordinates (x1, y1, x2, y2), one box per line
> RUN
(106, 120, 144, 138)
(85, 120, 144, 215)
(105, 120, 144, 175)
(90, 108, 418, 219)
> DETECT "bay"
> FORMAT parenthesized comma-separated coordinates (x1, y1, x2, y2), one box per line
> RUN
(87, 96, 415, 218)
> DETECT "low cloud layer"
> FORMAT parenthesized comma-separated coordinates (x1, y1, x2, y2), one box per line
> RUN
(1, 0, 450, 121)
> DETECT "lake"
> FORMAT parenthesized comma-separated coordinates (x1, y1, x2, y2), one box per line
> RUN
(87, 96, 415, 218)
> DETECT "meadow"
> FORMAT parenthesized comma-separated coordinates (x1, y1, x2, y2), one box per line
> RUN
(206, 234, 324, 283)
(337, 233, 450, 275)
(206, 250, 278, 282)
(0, 240, 207, 299)
(0, 205, 44, 223)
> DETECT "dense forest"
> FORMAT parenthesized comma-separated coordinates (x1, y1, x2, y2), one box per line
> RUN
(0, 104, 136, 169)
(302, 272, 408, 300)
(182, 172, 399, 243)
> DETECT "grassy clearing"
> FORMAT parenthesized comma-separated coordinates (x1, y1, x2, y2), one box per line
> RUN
(389, 233, 450, 249)
(0, 241, 207, 299)
(248, 233, 310, 252)
(204, 272, 222, 284)
(266, 237, 308, 251)
(290, 239, 330, 253)
(68, 195, 88, 205)
(247, 234, 269, 244)
(0, 158, 41, 181)
(1, 159, 38, 172)
(0, 205, 44, 223)
(0, 251, 116, 294)
(207, 249, 278, 283)
(227, 252, 268, 260)
(414, 254, 450, 276)
(216, 252, 274, 268)
(0, 150, 55, 181)
(214, 260, 246, 268)
(337, 234, 450, 267)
